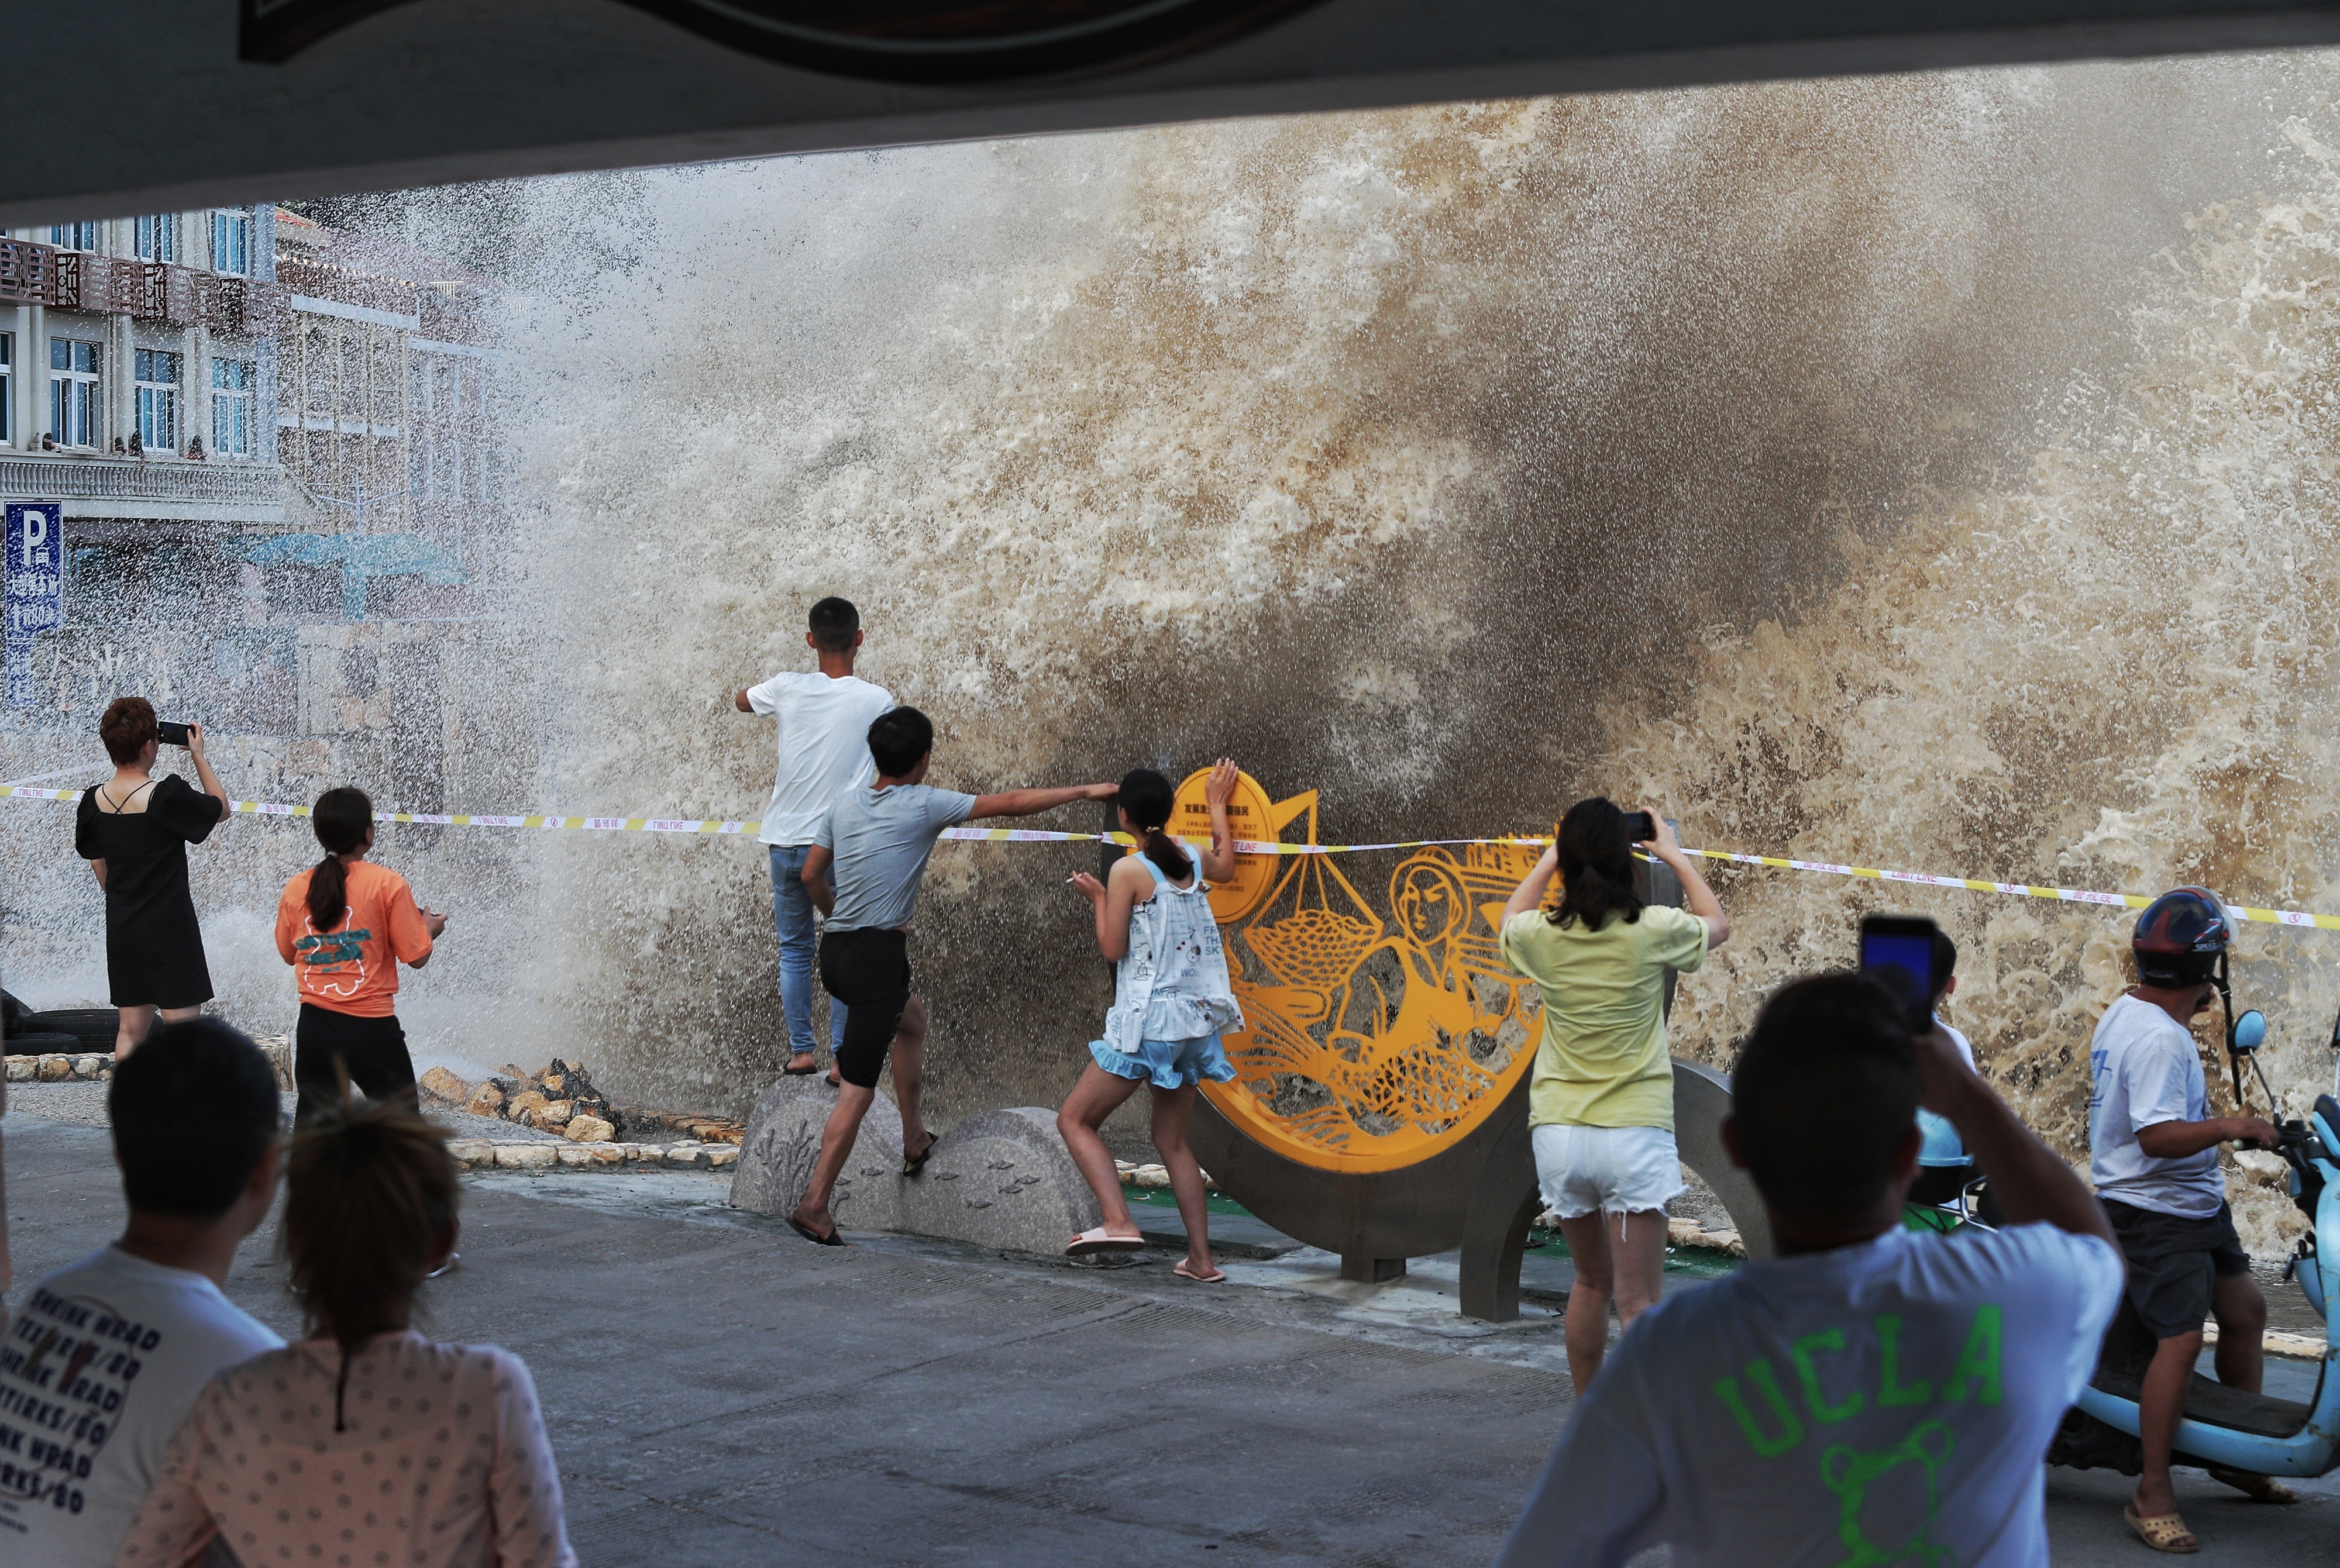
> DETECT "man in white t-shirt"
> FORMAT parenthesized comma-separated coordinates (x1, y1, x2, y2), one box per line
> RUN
(2088, 886, 2288, 1549)
(1494, 970, 2124, 1568)
(734, 596, 894, 1080)
(0, 1019, 284, 1566)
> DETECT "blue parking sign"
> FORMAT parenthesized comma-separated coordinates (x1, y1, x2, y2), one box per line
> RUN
(5, 502, 63, 709)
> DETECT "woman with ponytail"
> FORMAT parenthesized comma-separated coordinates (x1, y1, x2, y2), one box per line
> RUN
(1057, 761, 1245, 1279)
(272, 787, 447, 1129)
(116, 1094, 575, 1568)
(1499, 798, 1730, 1393)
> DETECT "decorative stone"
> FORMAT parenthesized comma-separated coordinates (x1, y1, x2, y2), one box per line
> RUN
(4, 1059, 28, 1083)
(730, 1074, 903, 1231)
(418, 1066, 472, 1104)
(37, 1056, 72, 1082)
(707, 1147, 738, 1170)
(71, 1055, 102, 1079)
(495, 1145, 557, 1169)
(662, 1143, 712, 1168)
(447, 1140, 494, 1168)
(534, 1100, 573, 1128)
(1132, 1163, 1170, 1188)
(463, 1083, 506, 1117)
(565, 1115, 615, 1143)
(505, 1088, 550, 1122)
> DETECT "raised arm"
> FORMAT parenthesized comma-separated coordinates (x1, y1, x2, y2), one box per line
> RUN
(1196, 758, 1241, 883)
(734, 690, 755, 713)
(1504, 845, 1561, 923)
(1917, 1024, 2115, 1245)
(1639, 809, 1729, 949)
(968, 782, 1117, 821)
(187, 723, 229, 819)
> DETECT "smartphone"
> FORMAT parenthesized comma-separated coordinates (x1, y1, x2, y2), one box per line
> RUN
(155, 721, 192, 747)
(1622, 810, 1657, 843)
(1859, 914, 1940, 1034)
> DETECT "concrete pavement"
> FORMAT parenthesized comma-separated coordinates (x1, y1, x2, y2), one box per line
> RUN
(6, 1109, 2337, 1565)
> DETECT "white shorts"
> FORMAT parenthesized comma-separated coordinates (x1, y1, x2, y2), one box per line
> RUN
(1532, 1124, 1684, 1220)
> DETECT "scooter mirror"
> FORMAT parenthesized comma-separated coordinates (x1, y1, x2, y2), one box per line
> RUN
(2234, 1009, 2267, 1052)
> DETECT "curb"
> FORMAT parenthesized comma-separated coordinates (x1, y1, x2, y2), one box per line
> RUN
(452, 1139, 739, 1172)
(4, 1053, 112, 1082)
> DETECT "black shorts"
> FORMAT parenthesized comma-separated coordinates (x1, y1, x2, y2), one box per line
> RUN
(2102, 1197, 2251, 1340)
(294, 1003, 417, 1131)
(819, 928, 911, 1090)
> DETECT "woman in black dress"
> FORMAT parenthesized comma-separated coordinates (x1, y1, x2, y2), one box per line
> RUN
(75, 697, 229, 1058)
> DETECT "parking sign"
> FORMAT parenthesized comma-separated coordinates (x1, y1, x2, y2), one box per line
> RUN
(5, 502, 63, 708)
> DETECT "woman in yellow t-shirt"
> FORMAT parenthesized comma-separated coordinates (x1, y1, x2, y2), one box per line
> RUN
(1498, 798, 1730, 1393)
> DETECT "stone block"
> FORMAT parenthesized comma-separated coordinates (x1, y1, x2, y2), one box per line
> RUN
(495, 1144, 557, 1170)
(565, 1115, 615, 1143)
(506, 1089, 550, 1122)
(707, 1146, 738, 1170)
(447, 1140, 494, 1168)
(418, 1066, 472, 1104)
(37, 1056, 71, 1082)
(728, 1080, 1098, 1255)
(463, 1083, 506, 1118)
(71, 1055, 102, 1079)
(5, 1058, 30, 1082)
(555, 1145, 601, 1167)
(536, 1099, 574, 1126)
(729, 1074, 901, 1231)
(662, 1143, 712, 1168)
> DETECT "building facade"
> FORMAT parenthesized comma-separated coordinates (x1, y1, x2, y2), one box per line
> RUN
(0, 206, 510, 812)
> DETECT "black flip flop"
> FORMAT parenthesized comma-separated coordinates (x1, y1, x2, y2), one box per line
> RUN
(783, 1064, 819, 1077)
(786, 1214, 845, 1247)
(902, 1132, 938, 1178)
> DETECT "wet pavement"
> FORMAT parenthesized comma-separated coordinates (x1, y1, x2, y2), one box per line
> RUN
(6, 1110, 2336, 1566)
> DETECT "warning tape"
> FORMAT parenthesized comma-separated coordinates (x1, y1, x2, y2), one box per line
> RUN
(5, 782, 2332, 931)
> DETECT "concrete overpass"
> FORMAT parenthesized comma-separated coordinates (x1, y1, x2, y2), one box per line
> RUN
(12, 1, 2340, 225)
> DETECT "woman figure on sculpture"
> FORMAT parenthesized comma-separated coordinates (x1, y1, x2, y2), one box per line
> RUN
(1499, 799, 1730, 1394)
(115, 1092, 576, 1568)
(273, 786, 446, 1130)
(1057, 761, 1246, 1282)
(75, 697, 230, 1058)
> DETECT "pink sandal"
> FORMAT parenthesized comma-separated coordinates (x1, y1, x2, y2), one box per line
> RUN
(1065, 1227, 1145, 1257)
(1174, 1260, 1227, 1283)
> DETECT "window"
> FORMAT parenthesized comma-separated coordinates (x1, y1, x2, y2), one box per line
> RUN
(0, 333, 11, 444)
(49, 339, 99, 449)
(211, 359, 253, 456)
(133, 215, 178, 264)
(47, 221, 97, 253)
(209, 209, 252, 275)
(135, 349, 181, 453)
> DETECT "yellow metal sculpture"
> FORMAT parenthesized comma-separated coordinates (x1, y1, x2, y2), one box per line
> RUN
(1169, 769, 1547, 1174)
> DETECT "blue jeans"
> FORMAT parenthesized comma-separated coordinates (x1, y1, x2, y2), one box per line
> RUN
(770, 844, 846, 1060)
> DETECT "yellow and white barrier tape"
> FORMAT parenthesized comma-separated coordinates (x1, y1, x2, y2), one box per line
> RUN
(5, 781, 2331, 931)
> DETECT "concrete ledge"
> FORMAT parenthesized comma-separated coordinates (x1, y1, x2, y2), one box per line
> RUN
(452, 1140, 738, 1173)
(729, 1077, 1102, 1255)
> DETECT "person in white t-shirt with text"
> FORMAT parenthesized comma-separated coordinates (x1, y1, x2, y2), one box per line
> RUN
(1494, 970, 2125, 1568)
(0, 1019, 285, 1567)
(2088, 885, 2289, 1552)
(734, 595, 894, 1081)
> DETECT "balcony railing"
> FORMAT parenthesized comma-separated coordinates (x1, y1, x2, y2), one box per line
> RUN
(0, 239, 281, 331)
(0, 456, 284, 507)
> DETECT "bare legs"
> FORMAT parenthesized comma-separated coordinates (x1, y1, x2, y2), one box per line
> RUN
(2133, 1328, 2204, 1519)
(1058, 1063, 1145, 1239)
(1055, 1065, 1216, 1276)
(113, 1004, 198, 1061)
(1554, 1208, 1668, 1394)
(2211, 1269, 2267, 1395)
(791, 997, 928, 1240)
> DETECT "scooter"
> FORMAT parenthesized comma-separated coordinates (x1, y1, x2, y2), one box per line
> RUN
(2045, 1001, 2340, 1479)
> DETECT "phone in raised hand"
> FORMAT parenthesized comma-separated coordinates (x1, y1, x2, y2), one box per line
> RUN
(1859, 913, 1940, 1035)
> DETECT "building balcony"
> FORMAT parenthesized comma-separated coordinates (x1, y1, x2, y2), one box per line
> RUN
(0, 452, 286, 526)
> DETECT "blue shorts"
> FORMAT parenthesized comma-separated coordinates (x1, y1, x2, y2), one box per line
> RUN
(1088, 1034, 1238, 1091)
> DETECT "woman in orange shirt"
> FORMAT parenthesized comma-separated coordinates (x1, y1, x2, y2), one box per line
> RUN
(273, 787, 448, 1129)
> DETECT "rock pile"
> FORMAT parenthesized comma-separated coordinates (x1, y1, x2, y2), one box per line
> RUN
(421, 1059, 620, 1143)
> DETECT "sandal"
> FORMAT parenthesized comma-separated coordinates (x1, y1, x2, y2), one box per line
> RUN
(783, 1063, 820, 1077)
(2124, 1505, 2198, 1554)
(1174, 1260, 1228, 1284)
(903, 1131, 938, 1177)
(2205, 1466, 2298, 1504)
(1065, 1227, 1145, 1257)
(786, 1214, 846, 1247)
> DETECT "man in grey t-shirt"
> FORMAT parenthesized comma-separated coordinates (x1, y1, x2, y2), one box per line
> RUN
(786, 705, 1113, 1246)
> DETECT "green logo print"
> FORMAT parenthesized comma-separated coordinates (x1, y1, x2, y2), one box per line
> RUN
(1819, 1422, 1956, 1568)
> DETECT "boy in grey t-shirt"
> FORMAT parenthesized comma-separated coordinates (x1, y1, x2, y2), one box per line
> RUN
(787, 706, 1113, 1246)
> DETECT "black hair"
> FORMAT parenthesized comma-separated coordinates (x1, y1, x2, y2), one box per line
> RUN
(284, 1091, 457, 1367)
(1548, 797, 1644, 931)
(110, 1018, 283, 1217)
(1929, 929, 1958, 1006)
(868, 706, 934, 778)
(307, 786, 372, 931)
(809, 596, 861, 654)
(1731, 972, 1922, 1219)
(1115, 768, 1190, 880)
